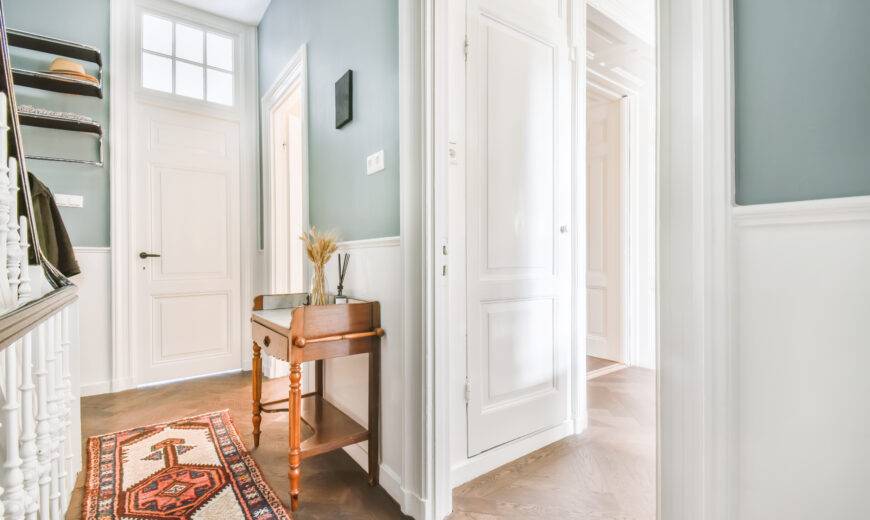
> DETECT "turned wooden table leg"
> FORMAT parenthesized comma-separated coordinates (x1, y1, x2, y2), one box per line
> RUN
(289, 362, 302, 510)
(252, 342, 262, 448)
(368, 339, 380, 486)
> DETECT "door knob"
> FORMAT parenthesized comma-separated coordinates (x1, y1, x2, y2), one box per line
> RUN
(139, 252, 161, 259)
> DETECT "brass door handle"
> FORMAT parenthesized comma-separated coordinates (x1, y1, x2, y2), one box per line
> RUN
(139, 252, 161, 259)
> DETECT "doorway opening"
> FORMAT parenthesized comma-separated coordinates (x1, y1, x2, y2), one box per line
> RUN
(260, 44, 309, 381)
(586, 5, 657, 379)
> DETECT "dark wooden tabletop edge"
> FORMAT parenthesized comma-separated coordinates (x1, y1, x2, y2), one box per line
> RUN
(0, 284, 78, 351)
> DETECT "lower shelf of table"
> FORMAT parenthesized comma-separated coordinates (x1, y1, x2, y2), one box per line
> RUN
(300, 394, 369, 460)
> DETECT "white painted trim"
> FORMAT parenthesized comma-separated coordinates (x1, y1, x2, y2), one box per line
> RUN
(136, 368, 242, 388)
(449, 420, 575, 487)
(586, 363, 626, 380)
(73, 246, 111, 254)
(400, 0, 431, 518)
(658, 0, 735, 518)
(341, 442, 425, 517)
(733, 195, 870, 226)
(338, 236, 401, 250)
(80, 381, 112, 397)
(110, 0, 260, 389)
(110, 0, 135, 393)
(260, 44, 309, 381)
(569, 0, 590, 448)
(260, 42, 309, 286)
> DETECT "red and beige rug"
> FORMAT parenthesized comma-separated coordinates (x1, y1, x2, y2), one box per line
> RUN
(83, 410, 290, 519)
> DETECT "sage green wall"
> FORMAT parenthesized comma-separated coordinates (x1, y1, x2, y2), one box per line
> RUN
(734, 0, 870, 204)
(258, 0, 399, 241)
(6, 0, 110, 247)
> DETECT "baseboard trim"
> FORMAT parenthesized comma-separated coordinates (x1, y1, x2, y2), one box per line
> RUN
(341, 444, 425, 519)
(450, 419, 574, 488)
(587, 363, 626, 380)
(81, 380, 112, 397)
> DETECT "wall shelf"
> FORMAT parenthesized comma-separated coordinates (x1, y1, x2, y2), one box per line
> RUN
(18, 109, 102, 136)
(7, 29, 102, 67)
(12, 69, 102, 98)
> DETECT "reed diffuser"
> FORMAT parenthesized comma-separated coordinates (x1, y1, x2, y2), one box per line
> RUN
(299, 227, 338, 305)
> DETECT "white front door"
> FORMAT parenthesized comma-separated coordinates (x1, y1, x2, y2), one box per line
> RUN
(586, 96, 622, 362)
(133, 102, 242, 385)
(465, 0, 572, 456)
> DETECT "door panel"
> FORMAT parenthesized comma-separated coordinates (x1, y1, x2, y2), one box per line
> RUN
(586, 97, 622, 362)
(134, 103, 242, 385)
(466, 0, 571, 456)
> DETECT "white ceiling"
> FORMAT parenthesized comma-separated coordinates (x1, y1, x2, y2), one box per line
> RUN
(171, 0, 273, 25)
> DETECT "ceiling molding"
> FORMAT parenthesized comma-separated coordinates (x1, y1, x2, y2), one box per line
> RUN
(170, 0, 272, 25)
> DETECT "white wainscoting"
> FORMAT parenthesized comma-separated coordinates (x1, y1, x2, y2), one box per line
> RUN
(72, 247, 113, 397)
(733, 196, 870, 519)
(318, 237, 408, 510)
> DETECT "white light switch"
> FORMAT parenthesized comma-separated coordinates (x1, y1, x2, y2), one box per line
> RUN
(55, 194, 84, 208)
(366, 150, 385, 175)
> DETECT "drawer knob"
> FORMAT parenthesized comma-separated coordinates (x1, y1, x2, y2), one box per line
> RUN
(263, 336, 271, 347)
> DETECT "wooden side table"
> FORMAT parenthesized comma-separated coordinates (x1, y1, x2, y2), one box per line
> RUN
(250, 293, 384, 511)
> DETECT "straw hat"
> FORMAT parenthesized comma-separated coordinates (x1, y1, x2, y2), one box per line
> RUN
(46, 57, 98, 85)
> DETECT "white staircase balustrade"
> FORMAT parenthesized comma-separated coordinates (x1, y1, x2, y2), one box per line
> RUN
(0, 303, 81, 519)
(0, 87, 82, 518)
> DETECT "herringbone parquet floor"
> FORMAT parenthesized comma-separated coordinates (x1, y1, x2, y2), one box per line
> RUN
(70, 367, 653, 519)
(450, 367, 655, 520)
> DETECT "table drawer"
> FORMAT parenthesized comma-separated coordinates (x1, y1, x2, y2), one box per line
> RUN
(252, 322, 289, 361)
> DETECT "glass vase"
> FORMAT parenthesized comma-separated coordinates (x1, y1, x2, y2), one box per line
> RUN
(310, 264, 328, 305)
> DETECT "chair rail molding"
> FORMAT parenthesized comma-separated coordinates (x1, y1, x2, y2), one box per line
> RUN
(658, 0, 736, 519)
(733, 195, 870, 226)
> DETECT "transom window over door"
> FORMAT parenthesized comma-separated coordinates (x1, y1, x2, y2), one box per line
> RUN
(141, 13, 235, 106)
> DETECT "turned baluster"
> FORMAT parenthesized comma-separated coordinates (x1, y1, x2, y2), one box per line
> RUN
(18, 333, 38, 520)
(2, 340, 26, 519)
(45, 317, 61, 519)
(16, 217, 29, 304)
(60, 308, 72, 501)
(5, 156, 20, 308)
(33, 322, 51, 517)
(54, 313, 69, 505)
(0, 140, 10, 310)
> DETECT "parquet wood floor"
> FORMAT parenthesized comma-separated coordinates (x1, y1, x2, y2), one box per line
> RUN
(69, 372, 409, 519)
(450, 368, 655, 520)
(68, 367, 653, 519)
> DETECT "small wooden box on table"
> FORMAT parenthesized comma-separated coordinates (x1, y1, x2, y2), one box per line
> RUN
(250, 293, 384, 511)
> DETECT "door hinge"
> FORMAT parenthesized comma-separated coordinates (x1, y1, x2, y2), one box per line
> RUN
(464, 36, 469, 61)
(464, 378, 471, 403)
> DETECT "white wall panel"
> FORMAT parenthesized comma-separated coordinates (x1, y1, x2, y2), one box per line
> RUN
(734, 197, 870, 519)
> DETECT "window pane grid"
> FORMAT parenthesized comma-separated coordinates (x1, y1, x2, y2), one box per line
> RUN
(140, 13, 235, 106)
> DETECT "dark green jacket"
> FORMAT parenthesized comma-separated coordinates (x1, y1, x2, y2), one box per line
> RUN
(23, 172, 80, 277)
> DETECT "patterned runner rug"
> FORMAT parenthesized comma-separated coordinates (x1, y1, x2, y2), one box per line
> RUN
(83, 410, 290, 519)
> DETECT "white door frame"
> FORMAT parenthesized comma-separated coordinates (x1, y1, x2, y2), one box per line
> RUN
(109, 0, 260, 390)
(260, 45, 309, 380)
(429, 0, 587, 517)
(658, 0, 736, 518)
(587, 71, 650, 367)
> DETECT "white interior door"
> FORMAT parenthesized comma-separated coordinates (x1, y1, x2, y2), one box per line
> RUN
(133, 103, 242, 385)
(465, 0, 571, 456)
(586, 96, 622, 362)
